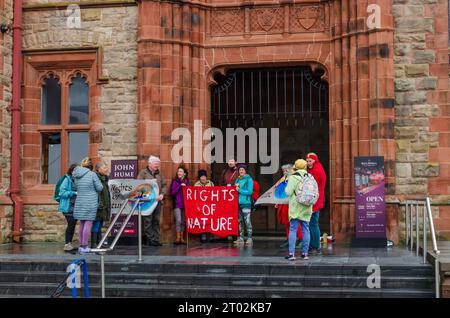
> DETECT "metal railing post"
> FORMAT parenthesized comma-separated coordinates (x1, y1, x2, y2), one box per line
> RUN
(100, 253, 105, 298)
(416, 202, 419, 257)
(405, 202, 409, 250)
(424, 197, 440, 298)
(405, 201, 409, 249)
(423, 202, 427, 264)
(138, 200, 142, 263)
(435, 258, 440, 298)
(410, 203, 414, 251)
(426, 198, 439, 254)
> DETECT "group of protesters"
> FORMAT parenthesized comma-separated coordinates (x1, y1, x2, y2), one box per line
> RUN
(57, 157, 111, 254)
(56, 153, 326, 260)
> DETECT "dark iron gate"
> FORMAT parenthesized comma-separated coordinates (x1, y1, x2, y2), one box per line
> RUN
(211, 66, 328, 128)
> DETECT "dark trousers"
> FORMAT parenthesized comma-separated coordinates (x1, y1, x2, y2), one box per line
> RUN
(143, 203, 161, 243)
(64, 214, 77, 244)
(309, 211, 321, 250)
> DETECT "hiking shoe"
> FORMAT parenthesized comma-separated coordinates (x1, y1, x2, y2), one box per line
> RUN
(284, 254, 296, 261)
(246, 238, 253, 246)
(301, 253, 309, 260)
(233, 237, 244, 245)
(64, 243, 75, 251)
(279, 240, 289, 248)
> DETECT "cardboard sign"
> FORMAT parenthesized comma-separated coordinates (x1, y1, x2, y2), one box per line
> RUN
(183, 186, 239, 237)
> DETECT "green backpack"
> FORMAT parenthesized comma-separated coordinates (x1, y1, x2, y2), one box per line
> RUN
(53, 175, 67, 202)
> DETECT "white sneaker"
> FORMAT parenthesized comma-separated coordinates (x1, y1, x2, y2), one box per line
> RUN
(64, 243, 74, 251)
(246, 238, 253, 246)
(78, 247, 91, 254)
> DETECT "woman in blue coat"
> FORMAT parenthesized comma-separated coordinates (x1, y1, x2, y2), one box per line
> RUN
(73, 157, 103, 253)
(58, 164, 78, 252)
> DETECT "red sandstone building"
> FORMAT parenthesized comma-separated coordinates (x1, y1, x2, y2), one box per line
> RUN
(0, 0, 449, 244)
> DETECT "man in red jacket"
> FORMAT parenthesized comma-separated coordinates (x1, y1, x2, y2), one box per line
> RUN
(306, 153, 327, 255)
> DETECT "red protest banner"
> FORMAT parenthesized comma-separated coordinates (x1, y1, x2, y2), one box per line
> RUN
(182, 186, 239, 237)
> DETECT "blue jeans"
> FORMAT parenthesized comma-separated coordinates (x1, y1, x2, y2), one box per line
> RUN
(309, 211, 321, 250)
(289, 219, 310, 256)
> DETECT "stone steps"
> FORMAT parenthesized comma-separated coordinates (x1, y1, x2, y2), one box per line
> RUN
(0, 282, 435, 298)
(0, 258, 436, 298)
(0, 271, 434, 290)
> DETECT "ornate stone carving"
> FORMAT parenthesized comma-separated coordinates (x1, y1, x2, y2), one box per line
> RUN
(211, 9, 244, 35)
(251, 8, 284, 33)
(209, 5, 327, 37)
(290, 5, 326, 32)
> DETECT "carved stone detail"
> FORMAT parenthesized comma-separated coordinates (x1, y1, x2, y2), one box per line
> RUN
(290, 5, 326, 32)
(209, 5, 327, 37)
(251, 8, 283, 32)
(211, 9, 244, 35)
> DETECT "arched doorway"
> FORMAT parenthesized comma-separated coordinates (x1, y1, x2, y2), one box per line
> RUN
(210, 65, 330, 236)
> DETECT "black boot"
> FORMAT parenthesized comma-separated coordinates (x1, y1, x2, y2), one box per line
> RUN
(90, 233, 97, 249)
(96, 232, 102, 247)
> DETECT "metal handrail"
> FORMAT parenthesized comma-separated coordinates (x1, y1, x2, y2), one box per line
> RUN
(90, 196, 148, 298)
(403, 197, 440, 298)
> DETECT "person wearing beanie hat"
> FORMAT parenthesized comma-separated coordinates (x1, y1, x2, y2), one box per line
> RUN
(194, 169, 214, 187)
(234, 164, 254, 246)
(194, 169, 214, 243)
(294, 159, 307, 171)
(284, 158, 313, 261)
(306, 152, 327, 255)
(238, 163, 248, 171)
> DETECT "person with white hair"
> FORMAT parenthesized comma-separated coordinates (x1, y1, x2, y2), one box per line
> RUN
(137, 155, 167, 246)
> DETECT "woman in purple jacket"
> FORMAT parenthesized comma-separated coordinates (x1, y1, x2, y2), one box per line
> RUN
(170, 166, 190, 245)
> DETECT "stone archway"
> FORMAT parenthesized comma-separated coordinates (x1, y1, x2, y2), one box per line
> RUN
(209, 64, 331, 235)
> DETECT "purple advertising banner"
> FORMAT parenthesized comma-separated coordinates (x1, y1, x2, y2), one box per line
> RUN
(354, 156, 386, 238)
(110, 160, 138, 180)
(110, 159, 138, 237)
